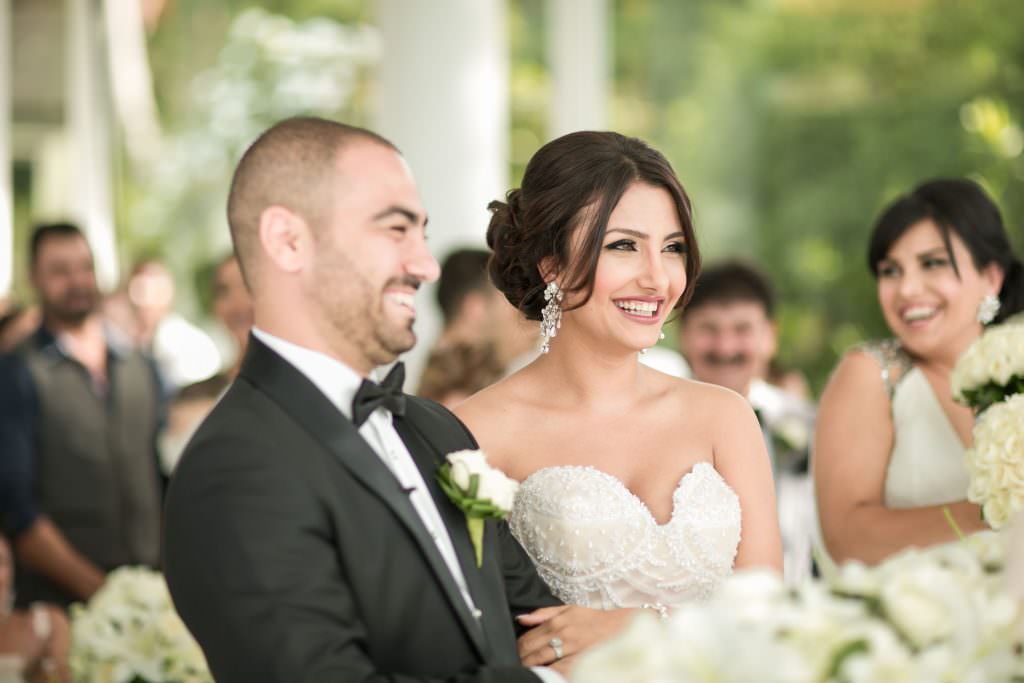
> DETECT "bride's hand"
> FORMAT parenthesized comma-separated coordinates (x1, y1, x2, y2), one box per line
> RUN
(516, 605, 635, 669)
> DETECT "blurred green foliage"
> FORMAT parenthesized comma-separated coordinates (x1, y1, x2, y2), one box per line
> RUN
(125, 0, 1024, 391)
(510, 0, 1024, 393)
(133, 1, 375, 312)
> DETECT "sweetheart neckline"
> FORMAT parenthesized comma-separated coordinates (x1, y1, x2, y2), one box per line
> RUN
(517, 461, 733, 528)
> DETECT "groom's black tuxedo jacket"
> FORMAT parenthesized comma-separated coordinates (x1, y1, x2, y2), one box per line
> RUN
(163, 338, 559, 682)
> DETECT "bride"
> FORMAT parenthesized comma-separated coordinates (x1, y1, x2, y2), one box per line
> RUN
(455, 131, 782, 666)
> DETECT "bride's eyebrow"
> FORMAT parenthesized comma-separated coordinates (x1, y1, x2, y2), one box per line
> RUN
(605, 228, 685, 242)
(605, 228, 647, 240)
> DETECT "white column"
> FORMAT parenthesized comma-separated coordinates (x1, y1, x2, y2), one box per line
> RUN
(67, 0, 118, 290)
(373, 0, 508, 386)
(103, 0, 161, 169)
(0, 0, 11, 297)
(546, 0, 609, 138)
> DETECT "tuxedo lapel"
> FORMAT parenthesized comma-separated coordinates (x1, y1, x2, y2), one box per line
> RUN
(394, 409, 510, 657)
(394, 415, 484, 579)
(237, 339, 488, 659)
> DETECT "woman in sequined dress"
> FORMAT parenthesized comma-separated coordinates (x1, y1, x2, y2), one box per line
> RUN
(815, 178, 1024, 566)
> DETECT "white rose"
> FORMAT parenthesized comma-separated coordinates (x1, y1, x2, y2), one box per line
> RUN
(832, 560, 882, 599)
(572, 613, 679, 683)
(713, 568, 787, 610)
(952, 323, 1024, 399)
(879, 563, 971, 649)
(963, 530, 1007, 568)
(476, 467, 519, 511)
(836, 622, 916, 683)
(447, 450, 488, 491)
(772, 415, 810, 452)
(445, 450, 518, 511)
(965, 394, 1024, 528)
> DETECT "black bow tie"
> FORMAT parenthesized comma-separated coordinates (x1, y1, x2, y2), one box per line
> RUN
(351, 362, 407, 427)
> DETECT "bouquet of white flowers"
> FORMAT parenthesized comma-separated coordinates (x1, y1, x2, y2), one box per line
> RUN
(952, 321, 1024, 412)
(70, 567, 211, 683)
(573, 533, 1023, 683)
(952, 320, 1024, 529)
(964, 393, 1024, 528)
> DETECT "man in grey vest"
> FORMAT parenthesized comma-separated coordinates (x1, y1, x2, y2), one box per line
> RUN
(0, 223, 163, 607)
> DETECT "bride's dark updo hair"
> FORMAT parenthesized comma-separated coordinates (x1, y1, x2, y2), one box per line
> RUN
(487, 131, 700, 320)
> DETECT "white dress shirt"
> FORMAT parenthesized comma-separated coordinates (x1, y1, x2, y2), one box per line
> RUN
(250, 330, 564, 683)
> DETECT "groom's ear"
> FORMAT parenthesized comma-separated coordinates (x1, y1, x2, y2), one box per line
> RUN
(259, 205, 312, 274)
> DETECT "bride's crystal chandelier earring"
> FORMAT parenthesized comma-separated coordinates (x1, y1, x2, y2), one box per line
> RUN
(540, 281, 563, 354)
(977, 293, 1001, 325)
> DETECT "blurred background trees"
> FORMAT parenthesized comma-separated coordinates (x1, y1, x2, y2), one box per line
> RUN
(8, 0, 1023, 391)
(556, 0, 1022, 391)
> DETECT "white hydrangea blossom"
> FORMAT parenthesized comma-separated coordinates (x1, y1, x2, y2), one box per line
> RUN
(572, 535, 1023, 683)
(951, 323, 1024, 402)
(70, 567, 211, 683)
(965, 393, 1024, 528)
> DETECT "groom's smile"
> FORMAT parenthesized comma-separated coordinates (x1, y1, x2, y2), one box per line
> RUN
(381, 278, 421, 325)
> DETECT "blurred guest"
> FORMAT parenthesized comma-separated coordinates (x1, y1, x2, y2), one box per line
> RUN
(678, 260, 816, 582)
(418, 342, 505, 409)
(0, 223, 163, 607)
(431, 248, 536, 368)
(158, 374, 232, 475)
(209, 254, 253, 378)
(0, 304, 39, 354)
(679, 261, 815, 465)
(122, 259, 222, 391)
(157, 254, 253, 475)
(765, 358, 813, 402)
(816, 178, 1024, 564)
(0, 532, 71, 683)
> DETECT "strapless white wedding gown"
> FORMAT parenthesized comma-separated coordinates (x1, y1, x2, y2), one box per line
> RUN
(509, 462, 741, 609)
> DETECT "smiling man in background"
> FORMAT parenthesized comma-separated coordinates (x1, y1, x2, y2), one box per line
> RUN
(678, 259, 817, 582)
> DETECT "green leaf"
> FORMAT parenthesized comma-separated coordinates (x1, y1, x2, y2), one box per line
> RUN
(466, 517, 485, 567)
(825, 639, 869, 679)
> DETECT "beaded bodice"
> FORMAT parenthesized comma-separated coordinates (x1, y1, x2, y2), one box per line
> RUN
(509, 462, 741, 610)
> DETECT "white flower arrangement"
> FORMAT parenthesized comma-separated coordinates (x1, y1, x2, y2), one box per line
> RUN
(572, 533, 1024, 683)
(951, 321, 1024, 411)
(70, 567, 211, 683)
(965, 393, 1024, 529)
(436, 450, 519, 566)
(952, 320, 1024, 529)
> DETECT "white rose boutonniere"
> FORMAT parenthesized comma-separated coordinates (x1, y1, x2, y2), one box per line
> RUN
(437, 449, 519, 567)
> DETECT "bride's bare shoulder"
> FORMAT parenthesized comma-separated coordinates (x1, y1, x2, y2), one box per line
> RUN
(654, 371, 751, 418)
(452, 371, 535, 437)
(452, 371, 544, 474)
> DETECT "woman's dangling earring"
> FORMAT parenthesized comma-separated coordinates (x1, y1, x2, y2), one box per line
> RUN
(641, 329, 666, 356)
(540, 281, 563, 354)
(977, 293, 1001, 325)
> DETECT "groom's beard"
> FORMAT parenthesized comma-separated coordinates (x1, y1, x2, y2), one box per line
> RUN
(311, 243, 421, 367)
